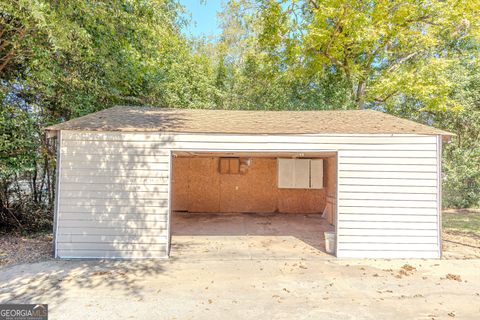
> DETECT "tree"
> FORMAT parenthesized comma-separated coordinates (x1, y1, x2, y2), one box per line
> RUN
(207, 0, 353, 110)
(255, 0, 479, 110)
(435, 59, 480, 207)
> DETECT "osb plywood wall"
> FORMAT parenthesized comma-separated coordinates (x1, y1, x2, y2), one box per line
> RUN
(324, 157, 337, 225)
(172, 157, 336, 214)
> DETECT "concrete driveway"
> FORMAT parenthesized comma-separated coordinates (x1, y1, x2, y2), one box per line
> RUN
(1, 254, 479, 319)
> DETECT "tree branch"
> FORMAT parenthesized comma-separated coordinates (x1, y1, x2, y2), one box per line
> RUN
(0, 27, 27, 72)
(386, 51, 421, 73)
(309, 0, 319, 10)
(374, 90, 398, 103)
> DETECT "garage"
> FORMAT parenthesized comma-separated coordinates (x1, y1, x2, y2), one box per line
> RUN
(170, 151, 337, 259)
(45, 106, 451, 259)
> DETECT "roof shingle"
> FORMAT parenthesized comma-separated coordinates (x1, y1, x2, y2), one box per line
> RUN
(45, 106, 452, 136)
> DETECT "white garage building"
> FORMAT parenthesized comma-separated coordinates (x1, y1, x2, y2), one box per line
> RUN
(45, 106, 452, 259)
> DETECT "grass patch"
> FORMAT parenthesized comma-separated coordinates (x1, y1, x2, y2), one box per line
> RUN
(443, 209, 480, 237)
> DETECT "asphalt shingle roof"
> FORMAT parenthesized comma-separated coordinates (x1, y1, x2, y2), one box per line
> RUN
(45, 106, 452, 136)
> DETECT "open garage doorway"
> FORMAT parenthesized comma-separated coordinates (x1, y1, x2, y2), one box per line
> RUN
(169, 151, 338, 260)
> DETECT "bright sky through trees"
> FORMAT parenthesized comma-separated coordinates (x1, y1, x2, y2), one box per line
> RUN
(180, 0, 222, 37)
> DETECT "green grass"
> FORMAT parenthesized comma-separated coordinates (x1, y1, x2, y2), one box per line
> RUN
(443, 209, 480, 237)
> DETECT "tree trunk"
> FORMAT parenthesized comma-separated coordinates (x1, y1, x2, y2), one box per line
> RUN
(355, 80, 366, 109)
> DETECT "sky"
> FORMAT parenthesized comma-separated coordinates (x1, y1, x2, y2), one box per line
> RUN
(179, 0, 222, 37)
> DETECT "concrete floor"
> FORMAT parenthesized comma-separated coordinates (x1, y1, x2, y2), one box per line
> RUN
(171, 212, 335, 260)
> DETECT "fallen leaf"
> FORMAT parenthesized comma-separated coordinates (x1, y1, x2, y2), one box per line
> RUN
(446, 274, 462, 282)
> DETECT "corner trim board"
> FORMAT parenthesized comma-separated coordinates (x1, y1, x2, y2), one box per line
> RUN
(53, 130, 62, 258)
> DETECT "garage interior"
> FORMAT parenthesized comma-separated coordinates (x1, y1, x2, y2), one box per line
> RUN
(170, 151, 337, 259)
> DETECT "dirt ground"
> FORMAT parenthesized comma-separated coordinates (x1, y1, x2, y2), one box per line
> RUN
(0, 233, 53, 267)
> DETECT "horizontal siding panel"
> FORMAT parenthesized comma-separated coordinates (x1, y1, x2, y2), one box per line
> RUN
(340, 192, 437, 201)
(62, 140, 333, 150)
(337, 243, 437, 251)
(61, 168, 168, 178)
(339, 178, 437, 187)
(60, 205, 168, 214)
(338, 206, 437, 215)
(173, 142, 436, 150)
(340, 199, 437, 208)
(60, 190, 168, 200)
(339, 157, 437, 165)
(170, 143, 435, 152)
(60, 147, 170, 156)
(59, 212, 168, 222)
(338, 171, 437, 179)
(57, 249, 167, 259)
(58, 219, 167, 229)
(61, 161, 169, 171)
(171, 134, 437, 144)
(62, 140, 437, 151)
(337, 250, 440, 259)
(338, 185, 437, 193)
(339, 214, 437, 222)
(337, 228, 438, 236)
(61, 176, 169, 185)
(339, 164, 437, 172)
(57, 242, 167, 251)
(62, 154, 169, 163)
(57, 234, 167, 244)
(61, 141, 435, 157)
(58, 227, 167, 236)
(61, 183, 169, 192)
(62, 131, 437, 144)
(59, 198, 168, 207)
(340, 150, 437, 158)
(338, 221, 437, 229)
(338, 235, 438, 243)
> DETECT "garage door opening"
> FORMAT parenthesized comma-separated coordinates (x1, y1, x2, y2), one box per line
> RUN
(169, 151, 337, 259)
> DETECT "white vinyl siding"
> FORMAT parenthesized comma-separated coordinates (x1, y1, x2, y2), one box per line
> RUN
(56, 130, 441, 259)
(56, 131, 170, 259)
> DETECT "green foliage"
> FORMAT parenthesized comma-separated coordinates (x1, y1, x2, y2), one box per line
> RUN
(205, 0, 354, 110)
(0, 104, 38, 178)
(384, 56, 480, 208)
(1, 0, 218, 116)
(436, 61, 480, 208)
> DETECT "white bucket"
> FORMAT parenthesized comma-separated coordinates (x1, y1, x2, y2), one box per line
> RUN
(324, 231, 336, 254)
